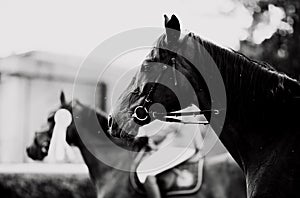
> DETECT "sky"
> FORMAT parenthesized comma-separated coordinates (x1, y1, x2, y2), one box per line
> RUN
(0, 0, 284, 58)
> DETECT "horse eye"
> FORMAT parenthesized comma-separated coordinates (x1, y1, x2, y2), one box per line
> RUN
(47, 116, 54, 122)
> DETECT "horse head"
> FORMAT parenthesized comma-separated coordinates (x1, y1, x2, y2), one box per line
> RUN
(109, 15, 212, 141)
(27, 90, 135, 161)
(26, 91, 83, 160)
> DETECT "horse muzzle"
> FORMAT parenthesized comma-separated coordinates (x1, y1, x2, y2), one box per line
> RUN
(26, 145, 47, 161)
(108, 114, 140, 139)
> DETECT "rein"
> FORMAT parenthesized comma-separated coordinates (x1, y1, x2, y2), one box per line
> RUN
(150, 109, 221, 125)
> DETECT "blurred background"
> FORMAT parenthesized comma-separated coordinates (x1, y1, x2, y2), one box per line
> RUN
(0, 0, 299, 197)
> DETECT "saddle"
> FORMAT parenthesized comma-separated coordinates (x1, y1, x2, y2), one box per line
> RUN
(130, 147, 204, 196)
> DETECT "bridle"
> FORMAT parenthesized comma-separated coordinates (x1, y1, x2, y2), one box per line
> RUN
(131, 55, 221, 125)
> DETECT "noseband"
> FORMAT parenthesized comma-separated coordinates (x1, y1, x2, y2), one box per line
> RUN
(132, 56, 220, 125)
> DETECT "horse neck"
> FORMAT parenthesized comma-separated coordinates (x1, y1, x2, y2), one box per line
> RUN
(78, 135, 139, 197)
(74, 138, 106, 181)
(197, 37, 300, 120)
(196, 36, 300, 167)
(73, 109, 133, 197)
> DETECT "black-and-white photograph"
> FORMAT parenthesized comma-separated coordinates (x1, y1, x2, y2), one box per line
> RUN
(0, 0, 299, 198)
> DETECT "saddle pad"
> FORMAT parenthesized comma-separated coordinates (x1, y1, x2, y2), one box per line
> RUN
(136, 147, 196, 183)
(130, 148, 204, 196)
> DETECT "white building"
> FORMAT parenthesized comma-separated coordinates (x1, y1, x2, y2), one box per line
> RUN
(0, 51, 127, 163)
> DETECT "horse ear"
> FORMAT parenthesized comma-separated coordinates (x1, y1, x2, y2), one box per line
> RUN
(164, 15, 170, 26)
(60, 91, 66, 105)
(164, 14, 181, 45)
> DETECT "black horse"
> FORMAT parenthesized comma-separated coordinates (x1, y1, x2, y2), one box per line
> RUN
(109, 15, 300, 198)
(27, 92, 246, 198)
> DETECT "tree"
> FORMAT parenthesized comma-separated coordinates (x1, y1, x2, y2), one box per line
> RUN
(240, 0, 300, 79)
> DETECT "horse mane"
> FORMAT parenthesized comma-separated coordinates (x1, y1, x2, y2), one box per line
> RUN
(72, 100, 108, 132)
(155, 32, 293, 89)
(187, 32, 300, 124)
(154, 32, 300, 125)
